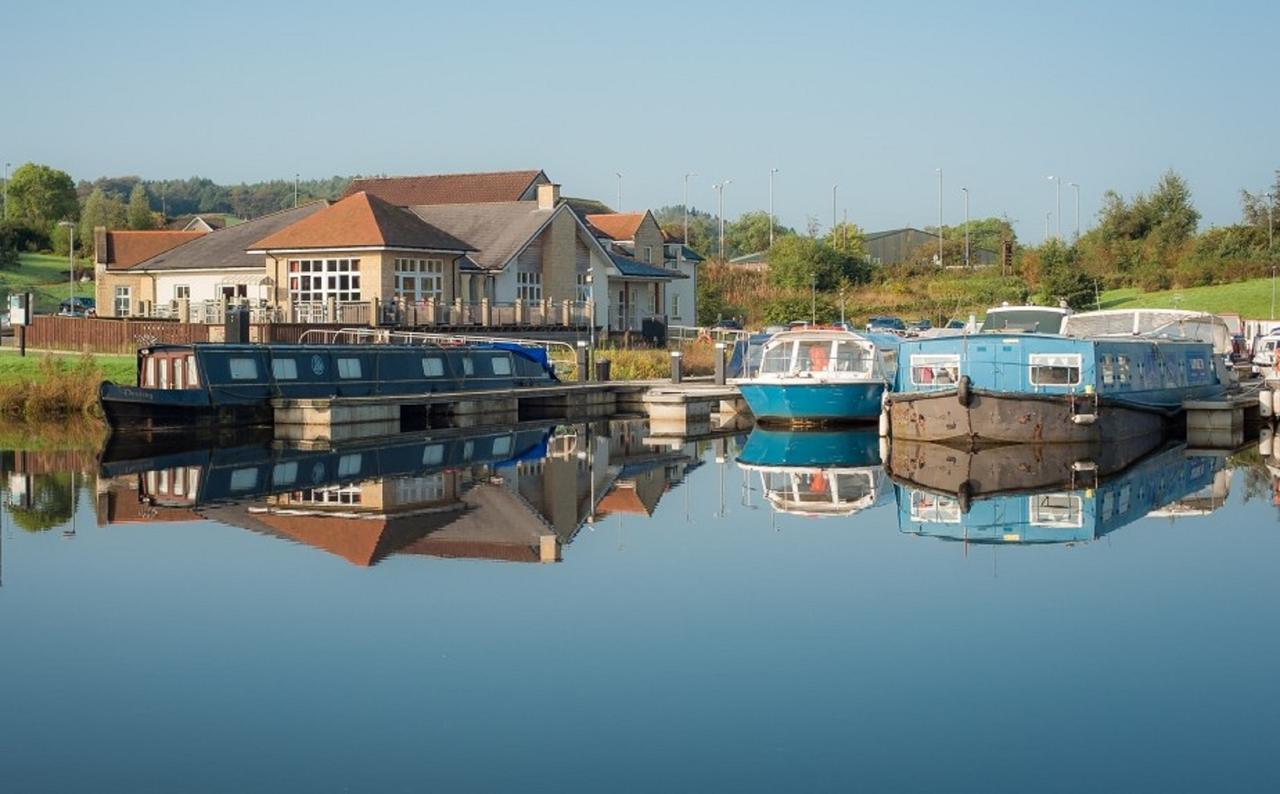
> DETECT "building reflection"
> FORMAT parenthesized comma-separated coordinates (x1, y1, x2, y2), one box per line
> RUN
(93, 419, 704, 566)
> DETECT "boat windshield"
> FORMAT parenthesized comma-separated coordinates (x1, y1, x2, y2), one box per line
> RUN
(980, 309, 1066, 334)
(758, 337, 874, 375)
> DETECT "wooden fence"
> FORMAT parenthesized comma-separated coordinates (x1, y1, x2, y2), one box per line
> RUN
(20, 315, 213, 355)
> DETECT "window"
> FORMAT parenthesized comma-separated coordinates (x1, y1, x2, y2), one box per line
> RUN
(910, 354, 960, 386)
(422, 357, 445, 377)
(832, 341, 871, 374)
(272, 462, 298, 487)
(174, 285, 190, 300)
(1101, 354, 1115, 386)
(114, 286, 131, 317)
(492, 356, 512, 376)
(1116, 355, 1131, 385)
(517, 271, 542, 301)
(145, 358, 157, 387)
(909, 491, 960, 523)
(187, 357, 199, 387)
(229, 358, 259, 380)
(272, 358, 299, 380)
(760, 342, 794, 374)
(229, 468, 259, 491)
(644, 246, 652, 263)
(576, 272, 590, 301)
(394, 258, 444, 302)
(462, 357, 474, 376)
(1029, 494, 1083, 527)
(422, 444, 445, 466)
(337, 358, 362, 379)
(174, 360, 185, 390)
(1028, 353, 1082, 386)
(672, 294, 681, 319)
(492, 435, 512, 456)
(287, 258, 361, 303)
(338, 454, 362, 478)
(159, 361, 169, 389)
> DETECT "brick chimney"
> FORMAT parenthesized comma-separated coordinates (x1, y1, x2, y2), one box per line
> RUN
(537, 183, 560, 210)
(93, 226, 108, 266)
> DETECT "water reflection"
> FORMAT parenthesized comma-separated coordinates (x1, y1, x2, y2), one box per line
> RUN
(94, 419, 707, 566)
(736, 428, 888, 517)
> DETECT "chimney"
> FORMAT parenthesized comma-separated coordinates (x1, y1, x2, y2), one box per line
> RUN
(94, 226, 108, 267)
(537, 183, 560, 210)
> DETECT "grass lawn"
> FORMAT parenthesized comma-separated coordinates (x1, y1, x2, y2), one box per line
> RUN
(0, 349, 134, 384)
(1100, 277, 1277, 319)
(1, 253, 93, 313)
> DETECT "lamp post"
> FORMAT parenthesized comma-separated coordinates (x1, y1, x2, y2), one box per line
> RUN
(831, 184, 838, 235)
(936, 168, 943, 266)
(810, 271, 817, 324)
(615, 172, 623, 211)
(768, 167, 779, 247)
(1069, 182, 1081, 241)
(1047, 176, 1062, 239)
(1044, 211, 1052, 243)
(960, 187, 970, 269)
(713, 179, 732, 260)
(58, 220, 75, 311)
(682, 172, 696, 269)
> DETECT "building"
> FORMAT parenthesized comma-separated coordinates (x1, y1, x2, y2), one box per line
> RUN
(584, 210, 690, 330)
(864, 227, 999, 267)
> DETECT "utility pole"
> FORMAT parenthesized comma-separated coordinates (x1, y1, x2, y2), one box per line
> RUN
(768, 167, 779, 248)
(682, 172, 696, 270)
(832, 184, 838, 235)
(1047, 175, 1061, 240)
(615, 172, 623, 211)
(936, 168, 943, 267)
(713, 180, 732, 260)
(961, 187, 970, 269)
(1069, 182, 1081, 241)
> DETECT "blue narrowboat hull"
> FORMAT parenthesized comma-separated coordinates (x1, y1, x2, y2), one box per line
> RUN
(738, 381, 886, 424)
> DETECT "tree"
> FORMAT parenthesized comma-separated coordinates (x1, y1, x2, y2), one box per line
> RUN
(7, 473, 74, 532)
(725, 211, 792, 258)
(654, 205, 717, 259)
(766, 236, 863, 290)
(937, 216, 1017, 256)
(5, 163, 78, 233)
(1033, 240, 1094, 309)
(78, 188, 127, 253)
(823, 222, 866, 260)
(127, 183, 155, 229)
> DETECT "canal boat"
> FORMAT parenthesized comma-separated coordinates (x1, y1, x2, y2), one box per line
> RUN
(894, 442, 1223, 545)
(736, 427, 887, 517)
(99, 340, 559, 432)
(887, 309, 1233, 446)
(732, 328, 899, 424)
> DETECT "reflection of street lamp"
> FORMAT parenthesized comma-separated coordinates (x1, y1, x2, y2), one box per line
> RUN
(58, 220, 76, 310)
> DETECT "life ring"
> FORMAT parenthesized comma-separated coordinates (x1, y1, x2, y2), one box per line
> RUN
(957, 375, 972, 407)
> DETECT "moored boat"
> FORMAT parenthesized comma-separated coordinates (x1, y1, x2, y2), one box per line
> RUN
(99, 340, 559, 432)
(887, 309, 1233, 446)
(736, 427, 887, 517)
(732, 328, 898, 425)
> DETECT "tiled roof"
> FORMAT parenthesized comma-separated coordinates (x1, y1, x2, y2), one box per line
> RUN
(129, 202, 327, 271)
(609, 252, 684, 280)
(408, 201, 558, 271)
(342, 170, 547, 206)
(248, 192, 474, 253)
(99, 230, 206, 270)
(585, 212, 646, 241)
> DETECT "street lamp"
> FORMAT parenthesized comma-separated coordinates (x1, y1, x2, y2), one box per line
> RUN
(960, 187, 970, 269)
(1047, 176, 1062, 240)
(713, 179, 732, 260)
(1068, 182, 1081, 241)
(58, 220, 76, 312)
(832, 184, 838, 235)
(936, 168, 943, 266)
(1044, 211, 1052, 243)
(615, 172, 623, 211)
(768, 168, 779, 248)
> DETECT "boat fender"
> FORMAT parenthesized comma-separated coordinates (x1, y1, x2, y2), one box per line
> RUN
(1273, 389, 1280, 418)
(1261, 427, 1274, 458)
(878, 436, 889, 462)
(957, 480, 973, 514)
(1260, 390, 1273, 419)
(878, 408, 890, 438)
(1070, 413, 1098, 425)
(957, 375, 972, 407)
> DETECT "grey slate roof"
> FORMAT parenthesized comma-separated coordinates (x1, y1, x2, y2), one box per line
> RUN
(609, 252, 685, 280)
(408, 201, 558, 271)
(129, 202, 328, 271)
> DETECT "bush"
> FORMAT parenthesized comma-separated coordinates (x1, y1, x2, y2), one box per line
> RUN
(0, 354, 106, 419)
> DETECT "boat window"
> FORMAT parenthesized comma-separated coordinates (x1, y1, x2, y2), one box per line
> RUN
(910, 354, 960, 386)
(337, 358, 362, 379)
(492, 435, 512, 456)
(229, 467, 259, 491)
(174, 359, 185, 390)
(462, 357, 475, 376)
(422, 444, 444, 466)
(159, 359, 170, 389)
(491, 356, 512, 376)
(1100, 355, 1114, 386)
(1116, 355, 1131, 385)
(145, 357, 157, 387)
(422, 357, 445, 377)
(338, 454, 362, 478)
(909, 491, 960, 523)
(759, 342, 794, 374)
(1030, 493, 1083, 527)
(271, 462, 298, 486)
(801, 342, 830, 372)
(229, 358, 259, 381)
(831, 341, 871, 374)
(833, 473, 873, 502)
(187, 356, 199, 387)
(1028, 353, 1082, 386)
(272, 358, 299, 380)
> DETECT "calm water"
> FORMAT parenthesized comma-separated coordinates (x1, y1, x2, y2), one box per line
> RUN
(0, 421, 1277, 792)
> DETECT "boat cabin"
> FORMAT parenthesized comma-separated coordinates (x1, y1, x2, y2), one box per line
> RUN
(979, 305, 1070, 334)
(754, 330, 896, 381)
(753, 466, 884, 517)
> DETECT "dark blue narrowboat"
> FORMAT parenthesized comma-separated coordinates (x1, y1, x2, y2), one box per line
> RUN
(99, 341, 559, 431)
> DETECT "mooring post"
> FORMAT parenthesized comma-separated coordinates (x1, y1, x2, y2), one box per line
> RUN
(714, 342, 726, 385)
(670, 350, 683, 383)
(576, 340, 588, 383)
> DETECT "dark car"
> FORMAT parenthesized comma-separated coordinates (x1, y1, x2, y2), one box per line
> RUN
(57, 296, 96, 317)
(865, 315, 907, 333)
(907, 319, 933, 332)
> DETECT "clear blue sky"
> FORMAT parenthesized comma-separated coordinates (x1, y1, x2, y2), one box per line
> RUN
(4, 0, 1276, 241)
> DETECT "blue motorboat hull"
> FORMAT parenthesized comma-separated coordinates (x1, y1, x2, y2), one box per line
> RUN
(737, 427, 882, 468)
(738, 381, 886, 424)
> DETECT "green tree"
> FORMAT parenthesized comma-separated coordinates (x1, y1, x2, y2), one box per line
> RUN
(762, 294, 838, 325)
(127, 183, 155, 229)
(6, 163, 78, 233)
(7, 473, 75, 532)
(78, 188, 127, 253)
(725, 211, 792, 258)
(937, 216, 1016, 257)
(1034, 240, 1094, 309)
(767, 236, 863, 290)
(823, 222, 866, 260)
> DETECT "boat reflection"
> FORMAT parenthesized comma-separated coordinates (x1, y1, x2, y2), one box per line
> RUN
(893, 441, 1226, 544)
(736, 427, 887, 517)
(95, 419, 704, 566)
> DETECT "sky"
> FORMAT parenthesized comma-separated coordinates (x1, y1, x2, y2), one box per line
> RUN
(3, 0, 1277, 241)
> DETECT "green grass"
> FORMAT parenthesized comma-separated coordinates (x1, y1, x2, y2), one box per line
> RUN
(0, 349, 134, 384)
(1, 253, 93, 313)
(1100, 277, 1277, 319)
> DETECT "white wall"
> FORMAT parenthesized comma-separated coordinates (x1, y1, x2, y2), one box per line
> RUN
(153, 271, 267, 304)
(665, 262, 697, 326)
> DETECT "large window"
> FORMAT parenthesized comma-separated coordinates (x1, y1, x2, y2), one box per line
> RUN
(395, 258, 444, 302)
(576, 272, 590, 301)
(517, 271, 542, 301)
(910, 354, 960, 386)
(1028, 353, 1082, 386)
(288, 258, 361, 303)
(114, 286, 131, 317)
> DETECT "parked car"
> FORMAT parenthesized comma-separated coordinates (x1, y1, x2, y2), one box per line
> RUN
(865, 315, 907, 334)
(57, 297, 96, 317)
